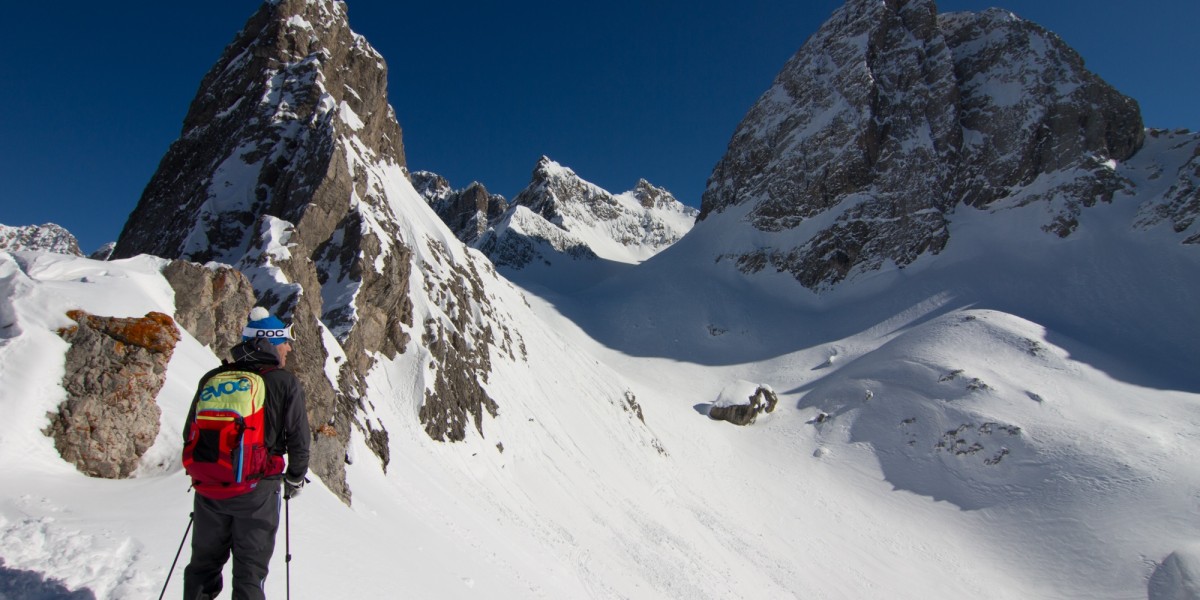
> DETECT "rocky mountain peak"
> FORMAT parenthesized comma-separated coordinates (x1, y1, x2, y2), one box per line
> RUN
(109, 0, 515, 503)
(699, 0, 1145, 289)
(415, 158, 697, 272)
(0, 223, 84, 256)
(114, 0, 403, 264)
(411, 171, 454, 204)
(514, 157, 609, 225)
(632, 179, 678, 210)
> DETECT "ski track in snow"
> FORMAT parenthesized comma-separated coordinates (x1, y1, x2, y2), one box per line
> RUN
(0, 496, 152, 598)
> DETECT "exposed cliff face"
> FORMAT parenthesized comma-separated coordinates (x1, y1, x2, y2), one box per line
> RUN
(700, 0, 1145, 289)
(412, 172, 509, 244)
(111, 0, 516, 503)
(161, 260, 257, 359)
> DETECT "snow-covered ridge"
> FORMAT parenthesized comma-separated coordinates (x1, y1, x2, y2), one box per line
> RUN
(416, 157, 697, 283)
(511, 157, 697, 265)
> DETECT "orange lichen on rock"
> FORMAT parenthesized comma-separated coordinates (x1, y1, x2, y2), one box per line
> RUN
(60, 310, 181, 355)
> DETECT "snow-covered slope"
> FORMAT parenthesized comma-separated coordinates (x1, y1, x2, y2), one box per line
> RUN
(5, 190, 1200, 598)
(3, 0, 1199, 598)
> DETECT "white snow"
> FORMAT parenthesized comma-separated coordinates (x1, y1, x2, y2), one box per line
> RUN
(285, 15, 313, 31)
(338, 101, 364, 131)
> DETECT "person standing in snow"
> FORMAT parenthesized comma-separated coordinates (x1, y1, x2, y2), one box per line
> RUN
(182, 307, 311, 600)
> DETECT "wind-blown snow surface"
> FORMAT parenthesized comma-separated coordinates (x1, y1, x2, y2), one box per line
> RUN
(2, 156, 1200, 598)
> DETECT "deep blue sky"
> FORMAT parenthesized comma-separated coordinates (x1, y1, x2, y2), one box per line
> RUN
(2, 1, 1196, 254)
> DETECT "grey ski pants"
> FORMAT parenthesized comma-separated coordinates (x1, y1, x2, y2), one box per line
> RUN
(182, 479, 282, 600)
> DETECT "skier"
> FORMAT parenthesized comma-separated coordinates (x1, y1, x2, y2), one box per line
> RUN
(181, 307, 311, 600)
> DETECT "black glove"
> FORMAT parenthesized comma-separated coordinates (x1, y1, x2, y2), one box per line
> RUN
(283, 475, 307, 500)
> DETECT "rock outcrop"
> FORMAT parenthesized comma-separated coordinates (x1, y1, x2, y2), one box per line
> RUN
(45, 310, 180, 478)
(700, 0, 1144, 289)
(161, 260, 257, 358)
(89, 242, 117, 261)
(113, 0, 397, 501)
(708, 386, 779, 426)
(0, 223, 83, 257)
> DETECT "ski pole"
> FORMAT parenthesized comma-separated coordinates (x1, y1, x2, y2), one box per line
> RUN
(286, 496, 292, 600)
(159, 512, 194, 600)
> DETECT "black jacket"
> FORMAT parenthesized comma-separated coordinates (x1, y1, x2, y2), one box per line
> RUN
(185, 337, 311, 481)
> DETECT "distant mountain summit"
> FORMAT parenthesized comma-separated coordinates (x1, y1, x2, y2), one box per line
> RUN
(0, 223, 83, 256)
(699, 0, 1172, 290)
(503, 157, 697, 265)
(416, 157, 697, 273)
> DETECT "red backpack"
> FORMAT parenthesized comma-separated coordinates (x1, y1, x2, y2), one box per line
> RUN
(182, 366, 285, 499)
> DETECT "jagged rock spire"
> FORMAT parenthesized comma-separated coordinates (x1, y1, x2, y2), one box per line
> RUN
(412, 172, 509, 244)
(111, 0, 515, 503)
(115, 0, 403, 264)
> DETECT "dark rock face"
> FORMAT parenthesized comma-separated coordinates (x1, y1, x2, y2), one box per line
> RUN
(161, 260, 256, 358)
(700, 0, 1144, 289)
(111, 0, 517, 503)
(708, 386, 779, 426)
(114, 0, 404, 264)
(46, 311, 180, 478)
(418, 247, 499, 441)
(89, 242, 116, 261)
(632, 179, 678, 210)
(0, 223, 83, 256)
(412, 172, 509, 244)
(940, 8, 1143, 237)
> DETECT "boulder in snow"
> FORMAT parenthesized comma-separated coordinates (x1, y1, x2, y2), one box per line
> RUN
(707, 382, 779, 426)
(44, 310, 180, 478)
(1150, 544, 1200, 600)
